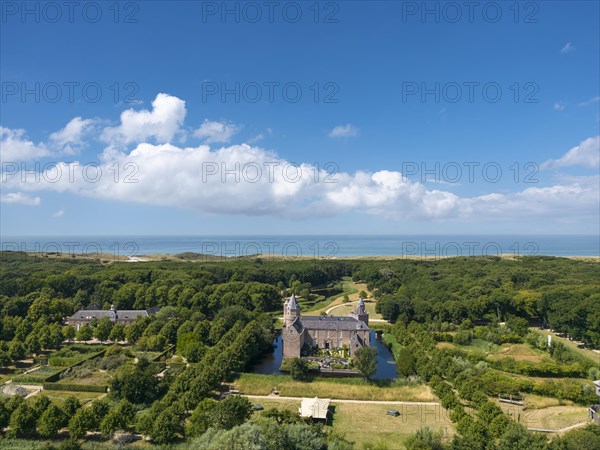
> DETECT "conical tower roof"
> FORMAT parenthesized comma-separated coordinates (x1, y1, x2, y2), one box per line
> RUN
(287, 293, 299, 310)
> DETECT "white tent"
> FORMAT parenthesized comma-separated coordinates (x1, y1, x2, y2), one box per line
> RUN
(299, 397, 330, 420)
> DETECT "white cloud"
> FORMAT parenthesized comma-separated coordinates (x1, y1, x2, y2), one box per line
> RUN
(52, 209, 65, 218)
(578, 96, 600, 107)
(3, 93, 597, 226)
(542, 136, 600, 169)
(6, 141, 598, 223)
(247, 134, 264, 144)
(0, 192, 41, 206)
(0, 127, 51, 162)
(328, 124, 358, 138)
(560, 42, 575, 54)
(49, 117, 96, 154)
(553, 102, 565, 111)
(193, 120, 241, 144)
(101, 93, 186, 145)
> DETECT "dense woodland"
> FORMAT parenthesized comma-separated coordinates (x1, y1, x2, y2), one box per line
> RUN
(0, 252, 598, 448)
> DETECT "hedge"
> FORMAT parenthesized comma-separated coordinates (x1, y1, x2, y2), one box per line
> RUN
(43, 382, 107, 393)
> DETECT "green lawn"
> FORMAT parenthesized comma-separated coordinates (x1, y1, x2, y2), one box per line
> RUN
(43, 389, 105, 404)
(234, 373, 437, 402)
(253, 397, 454, 449)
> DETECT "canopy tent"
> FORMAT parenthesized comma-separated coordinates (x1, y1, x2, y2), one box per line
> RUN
(299, 397, 330, 420)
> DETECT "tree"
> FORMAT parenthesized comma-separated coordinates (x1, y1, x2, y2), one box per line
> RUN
(0, 350, 11, 367)
(210, 395, 253, 430)
(76, 324, 93, 341)
(359, 290, 368, 299)
(100, 400, 135, 437)
(8, 402, 38, 437)
(353, 346, 377, 380)
(63, 325, 76, 342)
(186, 398, 217, 437)
(69, 408, 96, 439)
(8, 339, 26, 361)
(109, 323, 126, 342)
(0, 399, 9, 430)
(550, 424, 600, 450)
(289, 358, 311, 381)
(48, 323, 64, 349)
(109, 357, 161, 404)
(497, 422, 547, 450)
(396, 347, 416, 377)
(94, 316, 113, 342)
(405, 426, 444, 450)
(38, 403, 68, 437)
(62, 396, 81, 419)
(177, 332, 207, 363)
(31, 394, 51, 416)
(25, 333, 41, 355)
(151, 406, 185, 444)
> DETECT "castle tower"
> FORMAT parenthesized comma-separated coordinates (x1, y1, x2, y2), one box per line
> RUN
(284, 293, 300, 327)
(351, 298, 369, 326)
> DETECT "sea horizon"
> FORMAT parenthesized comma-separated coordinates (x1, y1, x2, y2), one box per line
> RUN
(2, 234, 598, 258)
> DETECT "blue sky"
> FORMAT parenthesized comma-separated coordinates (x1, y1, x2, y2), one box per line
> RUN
(1, 0, 599, 236)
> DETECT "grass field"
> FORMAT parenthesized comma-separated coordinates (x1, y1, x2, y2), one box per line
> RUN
(233, 373, 437, 402)
(324, 299, 383, 320)
(60, 370, 112, 385)
(488, 344, 548, 363)
(311, 281, 372, 314)
(43, 390, 105, 404)
(496, 400, 589, 430)
(253, 397, 454, 449)
(530, 328, 600, 369)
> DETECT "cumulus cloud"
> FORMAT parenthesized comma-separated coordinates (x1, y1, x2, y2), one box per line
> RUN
(2, 93, 598, 225)
(0, 192, 41, 206)
(560, 42, 575, 54)
(101, 93, 186, 145)
(328, 124, 358, 138)
(52, 209, 65, 218)
(0, 127, 51, 161)
(49, 117, 96, 154)
(5, 141, 598, 223)
(542, 136, 600, 169)
(553, 102, 565, 111)
(194, 120, 241, 144)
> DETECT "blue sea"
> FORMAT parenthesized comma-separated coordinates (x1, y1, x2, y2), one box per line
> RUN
(1, 235, 598, 258)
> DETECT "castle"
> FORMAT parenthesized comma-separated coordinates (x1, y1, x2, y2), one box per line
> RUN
(282, 293, 370, 358)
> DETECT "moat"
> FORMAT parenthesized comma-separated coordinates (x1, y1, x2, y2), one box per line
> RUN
(251, 330, 398, 380)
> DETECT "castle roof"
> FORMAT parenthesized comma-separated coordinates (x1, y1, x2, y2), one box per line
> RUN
(299, 315, 368, 331)
(355, 298, 367, 314)
(287, 293, 299, 310)
(67, 307, 158, 323)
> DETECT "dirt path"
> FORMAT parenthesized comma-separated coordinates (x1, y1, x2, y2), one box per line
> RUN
(528, 421, 590, 434)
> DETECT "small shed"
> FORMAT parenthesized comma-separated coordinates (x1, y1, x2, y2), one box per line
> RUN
(299, 397, 330, 420)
